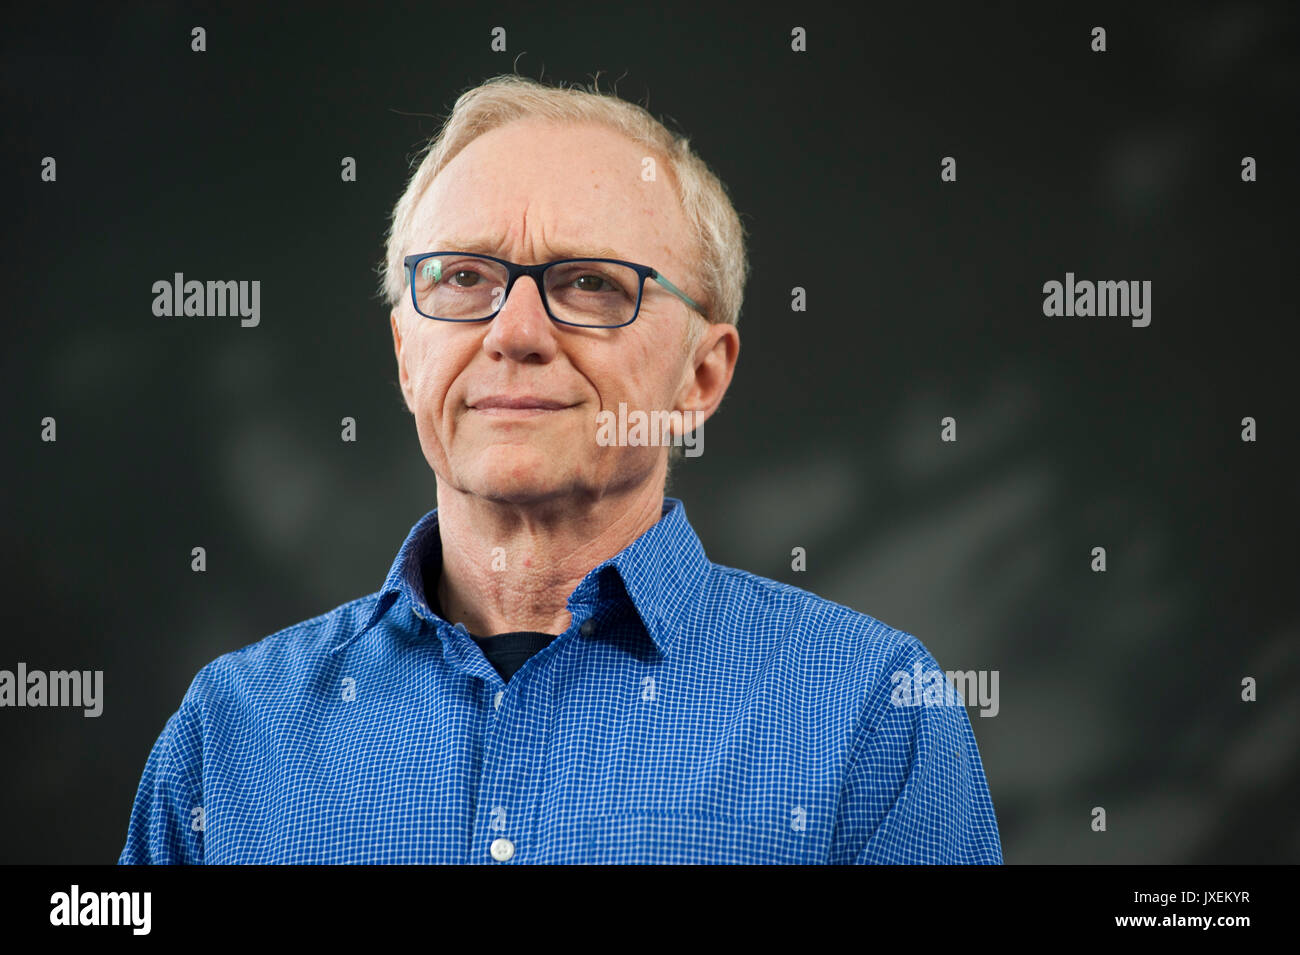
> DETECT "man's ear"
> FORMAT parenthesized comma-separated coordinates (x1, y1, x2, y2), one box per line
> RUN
(675, 322, 739, 431)
(390, 309, 414, 413)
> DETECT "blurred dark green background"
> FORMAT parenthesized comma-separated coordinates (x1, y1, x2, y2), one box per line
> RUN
(2, 1, 1297, 863)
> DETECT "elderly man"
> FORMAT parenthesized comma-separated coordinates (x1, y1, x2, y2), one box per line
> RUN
(119, 75, 1002, 865)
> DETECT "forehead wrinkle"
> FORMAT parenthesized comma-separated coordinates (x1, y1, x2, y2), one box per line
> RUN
(430, 201, 642, 265)
(431, 234, 630, 263)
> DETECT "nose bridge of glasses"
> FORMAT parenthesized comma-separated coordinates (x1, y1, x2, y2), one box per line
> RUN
(498, 263, 550, 314)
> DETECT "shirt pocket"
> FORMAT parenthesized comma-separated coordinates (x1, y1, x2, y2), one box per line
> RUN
(586, 810, 814, 865)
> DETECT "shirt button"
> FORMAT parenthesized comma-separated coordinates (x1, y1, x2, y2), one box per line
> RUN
(579, 618, 596, 637)
(493, 690, 504, 710)
(490, 837, 515, 862)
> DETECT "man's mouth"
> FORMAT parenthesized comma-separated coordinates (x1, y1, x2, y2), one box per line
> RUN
(469, 395, 573, 417)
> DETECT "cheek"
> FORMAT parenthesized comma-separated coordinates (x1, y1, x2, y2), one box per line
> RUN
(405, 335, 463, 415)
(618, 336, 680, 406)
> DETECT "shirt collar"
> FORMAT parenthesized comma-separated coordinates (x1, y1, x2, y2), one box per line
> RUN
(329, 496, 709, 658)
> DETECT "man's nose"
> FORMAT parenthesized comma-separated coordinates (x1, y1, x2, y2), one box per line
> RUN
(481, 273, 559, 362)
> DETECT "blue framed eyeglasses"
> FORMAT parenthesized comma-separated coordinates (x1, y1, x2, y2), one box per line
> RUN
(403, 251, 705, 328)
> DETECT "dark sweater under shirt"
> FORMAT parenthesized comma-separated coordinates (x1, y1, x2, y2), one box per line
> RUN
(424, 561, 559, 684)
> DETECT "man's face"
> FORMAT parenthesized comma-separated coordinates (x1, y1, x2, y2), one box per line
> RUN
(391, 118, 712, 506)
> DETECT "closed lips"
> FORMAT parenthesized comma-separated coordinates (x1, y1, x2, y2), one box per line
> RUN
(471, 396, 571, 410)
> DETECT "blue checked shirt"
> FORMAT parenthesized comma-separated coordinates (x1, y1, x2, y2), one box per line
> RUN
(118, 497, 1002, 864)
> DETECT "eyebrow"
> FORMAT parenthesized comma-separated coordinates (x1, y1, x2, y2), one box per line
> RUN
(429, 236, 628, 261)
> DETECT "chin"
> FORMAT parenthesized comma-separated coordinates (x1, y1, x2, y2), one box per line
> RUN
(459, 444, 579, 502)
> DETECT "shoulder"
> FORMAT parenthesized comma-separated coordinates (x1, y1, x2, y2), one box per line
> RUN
(697, 559, 934, 682)
(174, 591, 386, 717)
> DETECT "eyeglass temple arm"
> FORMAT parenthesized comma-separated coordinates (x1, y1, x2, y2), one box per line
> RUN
(649, 270, 704, 315)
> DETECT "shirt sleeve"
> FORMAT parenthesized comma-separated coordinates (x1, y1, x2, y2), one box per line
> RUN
(117, 701, 205, 864)
(830, 636, 1003, 864)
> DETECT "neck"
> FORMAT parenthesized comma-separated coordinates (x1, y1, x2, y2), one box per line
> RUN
(433, 482, 665, 636)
